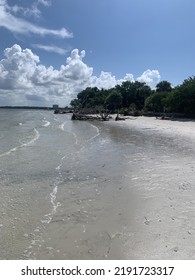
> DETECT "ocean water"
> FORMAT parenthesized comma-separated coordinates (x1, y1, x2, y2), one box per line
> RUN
(1, 109, 195, 260)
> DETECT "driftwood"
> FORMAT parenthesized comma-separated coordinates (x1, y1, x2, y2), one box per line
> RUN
(115, 114, 126, 121)
(99, 112, 110, 121)
(54, 109, 73, 114)
(156, 113, 175, 120)
(71, 112, 110, 121)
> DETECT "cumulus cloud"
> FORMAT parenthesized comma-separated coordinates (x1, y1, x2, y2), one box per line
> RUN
(0, 44, 161, 106)
(0, 0, 72, 38)
(0, 44, 94, 105)
(124, 73, 135, 82)
(0, 44, 39, 89)
(90, 71, 118, 89)
(59, 49, 93, 81)
(137, 69, 160, 88)
(89, 72, 136, 89)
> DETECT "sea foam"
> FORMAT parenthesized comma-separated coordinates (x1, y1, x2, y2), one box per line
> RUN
(0, 128, 40, 158)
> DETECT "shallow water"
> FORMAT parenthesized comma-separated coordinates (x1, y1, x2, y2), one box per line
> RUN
(1, 109, 195, 259)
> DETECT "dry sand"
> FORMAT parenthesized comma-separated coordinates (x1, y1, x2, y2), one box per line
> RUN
(123, 116, 195, 140)
(112, 116, 195, 259)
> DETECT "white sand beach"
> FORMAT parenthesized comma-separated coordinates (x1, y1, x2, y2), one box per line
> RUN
(107, 116, 195, 259)
(123, 116, 195, 140)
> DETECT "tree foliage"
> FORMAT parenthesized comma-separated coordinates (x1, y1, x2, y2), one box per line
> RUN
(70, 76, 195, 115)
(156, 81, 172, 92)
(116, 81, 152, 109)
(105, 89, 122, 110)
(70, 98, 80, 109)
(144, 80, 173, 113)
(166, 77, 195, 114)
(144, 92, 169, 112)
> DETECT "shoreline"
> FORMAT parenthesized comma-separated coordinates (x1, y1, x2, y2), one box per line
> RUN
(1, 111, 195, 259)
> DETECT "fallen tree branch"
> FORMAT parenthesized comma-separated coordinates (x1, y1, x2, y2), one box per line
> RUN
(71, 112, 110, 121)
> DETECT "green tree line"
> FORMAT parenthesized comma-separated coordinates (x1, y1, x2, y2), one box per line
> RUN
(70, 76, 195, 115)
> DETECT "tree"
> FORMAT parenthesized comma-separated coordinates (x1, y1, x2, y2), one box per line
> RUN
(144, 92, 169, 112)
(116, 81, 135, 108)
(156, 81, 172, 92)
(167, 77, 195, 114)
(70, 98, 80, 110)
(105, 89, 122, 111)
(135, 82, 152, 109)
(77, 87, 104, 108)
(116, 81, 152, 109)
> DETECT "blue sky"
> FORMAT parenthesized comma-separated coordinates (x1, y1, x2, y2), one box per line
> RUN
(0, 0, 195, 106)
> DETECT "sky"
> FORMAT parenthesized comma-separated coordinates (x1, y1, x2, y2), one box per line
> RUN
(0, 0, 195, 106)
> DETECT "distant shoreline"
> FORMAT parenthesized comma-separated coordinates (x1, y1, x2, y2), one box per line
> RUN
(0, 106, 52, 110)
(0, 106, 72, 111)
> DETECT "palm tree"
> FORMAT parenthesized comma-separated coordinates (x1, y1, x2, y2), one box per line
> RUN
(156, 81, 172, 92)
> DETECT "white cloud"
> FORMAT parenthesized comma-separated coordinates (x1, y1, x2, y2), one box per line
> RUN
(32, 44, 68, 55)
(59, 49, 93, 80)
(89, 72, 136, 89)
(0, 44, 39, 89)
(7, 4, 40, 19)
(137, 69, 161, 88)
(117, 73, 135, 85)
(37, 0, 51, 7)
(0, 0, 72, 38)
(0, 44, 94, 105)
(124, 73, 135, 82)
(90, 71, 118, 89)
(0, 44, 161, 106)
(7, 0, 51, 19)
